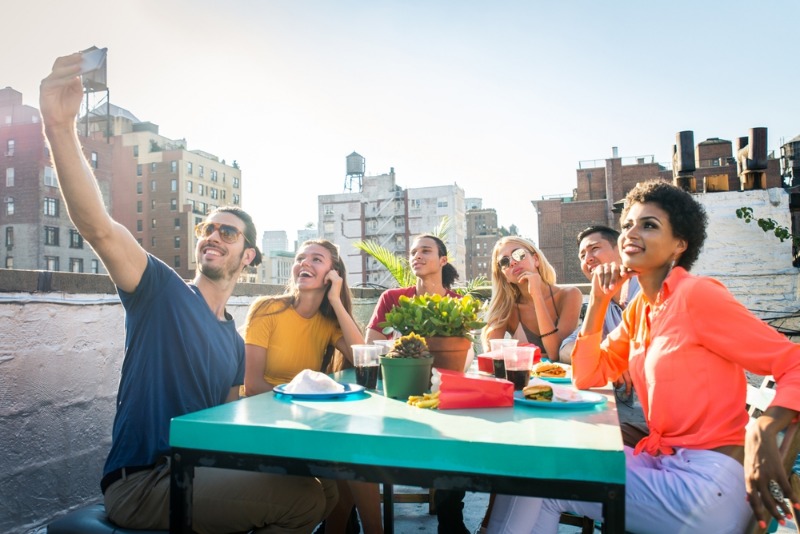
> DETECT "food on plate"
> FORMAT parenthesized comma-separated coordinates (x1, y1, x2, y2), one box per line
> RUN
(523, 384, 553, 402)
(533, 362, 567, 378)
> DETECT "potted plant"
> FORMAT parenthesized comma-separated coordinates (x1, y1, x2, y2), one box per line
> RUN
(379, 294, 486, 372)
(380, 333, 434, 399)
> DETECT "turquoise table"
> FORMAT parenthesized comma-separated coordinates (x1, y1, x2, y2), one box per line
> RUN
(169, 371, 625, 533)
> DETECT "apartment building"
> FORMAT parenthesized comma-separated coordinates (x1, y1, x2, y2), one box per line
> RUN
(85, 103, 243, 280)
(318, 165, 466, 288)
(0, 87, 109, 273)
(464, 198, 499, 280)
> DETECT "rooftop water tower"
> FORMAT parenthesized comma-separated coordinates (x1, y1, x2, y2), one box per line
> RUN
(344, 152, 365, 192)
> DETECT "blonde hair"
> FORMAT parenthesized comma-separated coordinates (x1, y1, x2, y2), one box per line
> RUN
(482, 236, 557, 347)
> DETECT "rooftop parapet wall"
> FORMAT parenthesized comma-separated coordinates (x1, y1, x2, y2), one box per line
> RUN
(0, 274, 381, 534)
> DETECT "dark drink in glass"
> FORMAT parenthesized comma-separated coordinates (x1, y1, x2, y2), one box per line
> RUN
(492, 357, 506, 379)
(356, 364, 379, 389)
(506, 369, 530, 391)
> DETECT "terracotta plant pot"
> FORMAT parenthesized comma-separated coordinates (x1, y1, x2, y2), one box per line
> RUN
(425, 336, 473, 372)
(380, 356, 433, 400)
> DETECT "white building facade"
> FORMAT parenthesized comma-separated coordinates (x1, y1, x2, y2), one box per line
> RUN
(318, 168, 466, 288)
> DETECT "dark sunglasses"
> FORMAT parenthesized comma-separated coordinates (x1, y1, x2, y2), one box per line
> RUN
(497, 248, 527, 269)
(194, 222, 246, 245)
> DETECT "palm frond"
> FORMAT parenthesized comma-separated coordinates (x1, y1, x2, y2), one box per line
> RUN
(353, 239, 415, 287)
(431, 215, 452, 240)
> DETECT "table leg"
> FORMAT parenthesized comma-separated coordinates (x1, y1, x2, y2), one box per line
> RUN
(382, 483, 394, 534)
(601, 485, 625, 534)
(169, 451, 195, 533)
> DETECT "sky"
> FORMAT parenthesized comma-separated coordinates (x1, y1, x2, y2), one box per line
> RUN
(3, 0, 799, 243)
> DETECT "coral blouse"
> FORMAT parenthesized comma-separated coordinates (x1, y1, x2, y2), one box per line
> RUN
(573, 267, 800, 456)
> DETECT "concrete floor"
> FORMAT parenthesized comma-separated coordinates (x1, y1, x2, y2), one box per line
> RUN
(390, 486, 799, 534)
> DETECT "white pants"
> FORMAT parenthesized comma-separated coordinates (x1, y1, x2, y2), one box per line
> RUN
(488, 447, 752, 534)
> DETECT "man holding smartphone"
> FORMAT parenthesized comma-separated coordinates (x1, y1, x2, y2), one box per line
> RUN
(40, 52, 336, 533)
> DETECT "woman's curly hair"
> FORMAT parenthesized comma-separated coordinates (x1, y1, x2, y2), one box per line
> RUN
(621, 180, 707, 271)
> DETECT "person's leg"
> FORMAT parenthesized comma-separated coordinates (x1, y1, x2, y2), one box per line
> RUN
(434, 489, 469, 534)
(323, 480, 356, 534)
(350, 481, 383, 534)
(194, 467, 332, 534)
(104, 464, 170, 529)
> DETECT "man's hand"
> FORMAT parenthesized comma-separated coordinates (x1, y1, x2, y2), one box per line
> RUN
(40, 54, 84, 131)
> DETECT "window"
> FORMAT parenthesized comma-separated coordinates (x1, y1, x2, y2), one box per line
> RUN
(151, 219, 156, 229)
(210, 170, 217, 182)
(69, 229, 83, 249)
(45, 256, 59, 271)
(133, 145, 139, 157)
(233, 177, 240, 188)
(174, 218, 181, 229)
(174, 255, 181, 268)
(170, 198, 177, 210)
(410, 199, 421, 209)
(136, 182, 143, 194)
(91, 259, 99, 274)
(198, 165, 204, 178)
(437, 199, 448, 208)
(186, 181, 193, 193)
(174, 236, 181, 248)
(151, 162, 157, 172)
(5, 227, 13, 247)
(69, 258, 83, 273)
(44, 226, 59, 246)
(5, 167, 13, 186)
(221, 189, 226, 200)
(151, 200, 156, 210)
(232, 194, 240, 205)
(170, 179, 177, 192)
(150, 180, 156, 192)
(210, 188, 218, 200)
(222, 172, 226, 183)
(324, 205, 334, 215)
(91, 152, 98, 169)
(6, 139, 14, 156)
(137, 200, 142, 213)
(136, 220, 142, 232)
(5, 257, 12, 269)
(151, 237, 156, 247)
(170, 161, 177, 173)
(187, 162, 193, 174)
(44, 166, 57, 187)
(137, 164, 142, 176)
(5, 197, 13, 215)
(198, 184, 205, 196)
(44, 197, 59, 217)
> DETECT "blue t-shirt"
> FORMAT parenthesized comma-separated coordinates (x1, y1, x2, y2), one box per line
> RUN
(103, 255, 245, 477)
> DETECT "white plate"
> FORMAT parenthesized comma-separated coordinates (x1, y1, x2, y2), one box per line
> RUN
(273, 383, 366, 399)
(514, 390, 606, 409)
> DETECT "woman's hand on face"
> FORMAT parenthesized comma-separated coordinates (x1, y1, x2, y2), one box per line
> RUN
(590, 262, 632, 299)
(517, 270, 543, 296)
(324, 270, 343, 302)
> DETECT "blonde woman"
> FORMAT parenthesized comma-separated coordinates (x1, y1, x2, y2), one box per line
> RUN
(483, 237, 582, 359)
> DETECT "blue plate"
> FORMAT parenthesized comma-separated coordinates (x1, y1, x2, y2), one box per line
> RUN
(273, 383, 366, 399)
(514, 390, 606, 409)
(531, 374, 572, 384)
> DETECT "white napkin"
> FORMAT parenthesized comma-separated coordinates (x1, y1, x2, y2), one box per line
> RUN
(527, 377, 583, 402)
(282, 369, 346, 393)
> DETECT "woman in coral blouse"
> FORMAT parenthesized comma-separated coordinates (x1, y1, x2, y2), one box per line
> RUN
(488, 181, 800, 533)
(482, 236, 582, 359)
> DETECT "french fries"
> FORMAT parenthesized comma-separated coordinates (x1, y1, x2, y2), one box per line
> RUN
(407, 390, 440, 409)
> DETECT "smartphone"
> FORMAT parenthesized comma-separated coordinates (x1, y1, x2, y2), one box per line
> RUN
(79, 47, 107, 75)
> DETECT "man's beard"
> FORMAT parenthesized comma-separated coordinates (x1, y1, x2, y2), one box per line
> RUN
(198, 248, 245, 281)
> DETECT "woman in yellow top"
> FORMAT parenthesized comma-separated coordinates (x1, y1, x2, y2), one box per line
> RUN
(243, 239, 383, 534)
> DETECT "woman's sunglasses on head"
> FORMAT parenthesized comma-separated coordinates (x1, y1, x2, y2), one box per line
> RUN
(194, 222, 247, 245)
(497, 248, 528, 270)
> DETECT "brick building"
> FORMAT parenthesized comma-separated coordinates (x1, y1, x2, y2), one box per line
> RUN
(464, 200, 498, 280)
(535, 131, 784, 284)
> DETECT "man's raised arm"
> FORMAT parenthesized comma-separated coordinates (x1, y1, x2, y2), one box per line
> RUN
(40, 53, 146, 293)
